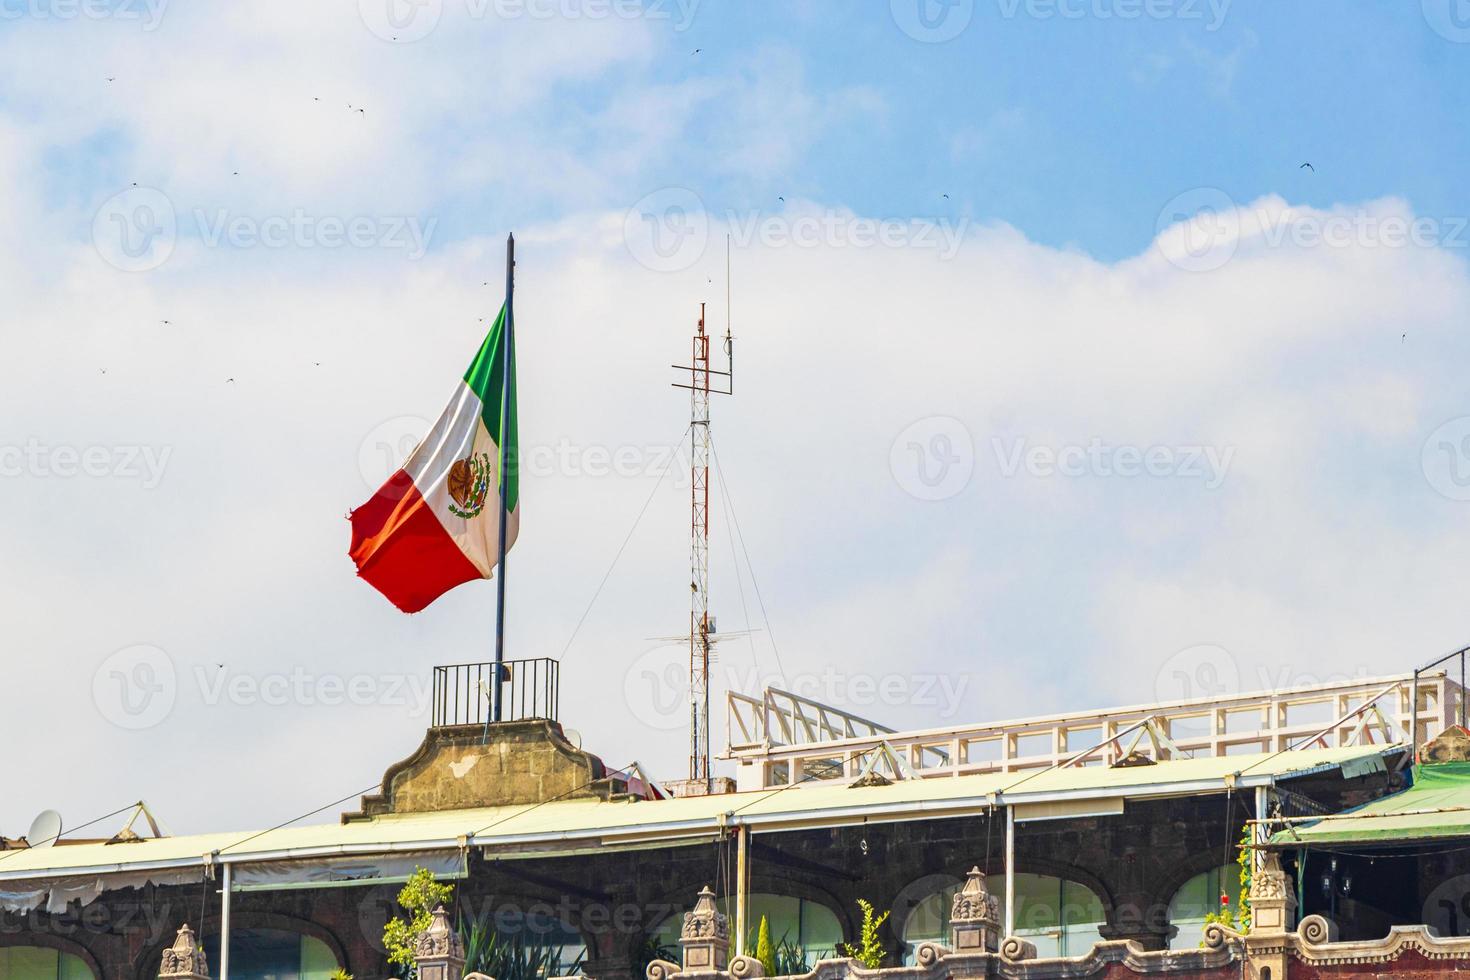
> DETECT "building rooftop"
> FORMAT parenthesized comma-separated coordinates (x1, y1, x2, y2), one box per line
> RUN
(0, 743, 1398, 885)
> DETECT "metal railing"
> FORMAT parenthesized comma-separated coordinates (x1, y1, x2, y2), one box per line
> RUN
(431, 658, 559, 727)
(1413, 643, 1470, 747)
(725, 671, 1460, 789)
(728, 687, 895, 749)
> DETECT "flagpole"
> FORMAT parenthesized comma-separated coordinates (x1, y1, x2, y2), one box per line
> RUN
(493, 232, 515, 725)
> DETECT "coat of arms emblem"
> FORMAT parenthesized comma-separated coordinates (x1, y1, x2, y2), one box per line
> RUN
(447, 452, 494, 519)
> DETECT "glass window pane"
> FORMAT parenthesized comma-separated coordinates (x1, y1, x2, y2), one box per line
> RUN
(0, 948, 96, 980)
(900, 875, 1105, 963)
(655, 893, 842, 965)
(300, 936, 338, 980)
(1168, 864, 1234, 949)
(5, 947, 60, 980)
(60, 953, 95, 980)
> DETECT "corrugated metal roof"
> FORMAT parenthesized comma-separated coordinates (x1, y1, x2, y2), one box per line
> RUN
(1268, 760, 1470, 847)
(0, 744, 1398, 883)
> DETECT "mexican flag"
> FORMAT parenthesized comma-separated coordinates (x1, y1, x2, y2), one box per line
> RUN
(349, 304, 519, 612)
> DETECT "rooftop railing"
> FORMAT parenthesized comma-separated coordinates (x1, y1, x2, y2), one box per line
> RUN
(431, 658, 559, 727)
(725, 671, 1460, 789)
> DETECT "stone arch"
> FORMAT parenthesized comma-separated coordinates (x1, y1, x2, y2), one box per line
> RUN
(642, 874, 851, 963)
(132, 909, 349, 980)
(1008, 855, 1119, 919)
(893, 859, 1112, 959)
(1156, 852, 1243, 949)
(1156, 849, 1241, 915)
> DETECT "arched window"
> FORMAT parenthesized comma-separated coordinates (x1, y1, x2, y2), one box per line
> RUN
(200, 929, 339, 980)
(654, 894, 843, 970)
(0, 947, 95, 980)
(901, 874, 1105, 960)
(1167, 864, 1238, 949)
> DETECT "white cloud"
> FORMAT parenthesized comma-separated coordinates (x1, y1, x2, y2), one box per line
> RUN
(2, 6, 1469, 834)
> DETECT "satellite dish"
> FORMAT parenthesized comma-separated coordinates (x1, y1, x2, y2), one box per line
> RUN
(562, 728, 583, 749)
(27, 810, 62, 849)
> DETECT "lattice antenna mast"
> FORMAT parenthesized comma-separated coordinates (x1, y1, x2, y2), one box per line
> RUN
(672, 301, 734, 790)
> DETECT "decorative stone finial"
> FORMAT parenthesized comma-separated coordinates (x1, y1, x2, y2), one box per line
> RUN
(949, 867, 1001, 954)
(1420, 726, 1470, 764)
(1248, 851, 1296, 935)
(159, 923, 210, 980)
(680, 886, 730, 972)
(415, 904, 465, 980)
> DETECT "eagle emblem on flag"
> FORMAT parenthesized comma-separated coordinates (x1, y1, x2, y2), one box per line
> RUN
(447, 453, 493, 519)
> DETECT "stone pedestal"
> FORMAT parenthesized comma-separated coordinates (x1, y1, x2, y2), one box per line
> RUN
(949, 867, 1001, 954)
(679, 886, 729, 973)
(158, 924, 210, 980)
(415, 905, 465, 980)
(1244, 850, 1297, 980)
(1095, 922, 1175, 951)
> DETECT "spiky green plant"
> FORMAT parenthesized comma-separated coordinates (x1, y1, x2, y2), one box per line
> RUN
(774, 937, 810, 975)
(459, 911, 583, 980)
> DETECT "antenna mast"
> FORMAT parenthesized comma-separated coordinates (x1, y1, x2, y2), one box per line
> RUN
(671, 299, 733, 792)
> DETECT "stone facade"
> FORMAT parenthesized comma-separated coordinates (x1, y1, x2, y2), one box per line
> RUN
(344, 719, 632, 820)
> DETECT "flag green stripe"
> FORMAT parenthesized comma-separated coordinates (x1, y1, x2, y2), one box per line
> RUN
(462, 304, 518, 512)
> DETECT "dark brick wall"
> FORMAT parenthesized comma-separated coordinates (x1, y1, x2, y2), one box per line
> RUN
(1290, 948, 1470, 978)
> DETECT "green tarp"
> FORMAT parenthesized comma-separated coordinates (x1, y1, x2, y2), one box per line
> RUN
(1269, 762, 1470, 846)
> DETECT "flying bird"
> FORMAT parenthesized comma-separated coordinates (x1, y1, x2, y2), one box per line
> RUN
(942, 193, 950, 199)
(226, 378, 235, 384)
(105, 77, 115, 82)
(777, 196, 785, 202)
(1300, 162, 1314, 172)
(692, 48, 701, 54)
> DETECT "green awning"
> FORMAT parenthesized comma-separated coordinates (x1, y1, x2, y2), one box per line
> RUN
(1269, 762, 1470, 847)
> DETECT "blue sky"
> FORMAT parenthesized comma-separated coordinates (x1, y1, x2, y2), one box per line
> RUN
(402, 0, 1470, 260)
(3, 1, 1470, 833)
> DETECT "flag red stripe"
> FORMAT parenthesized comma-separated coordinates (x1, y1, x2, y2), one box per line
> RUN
(349, 470, 483, 613)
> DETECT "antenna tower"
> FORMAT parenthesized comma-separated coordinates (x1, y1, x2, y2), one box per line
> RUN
(671, 299, 733, 791)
